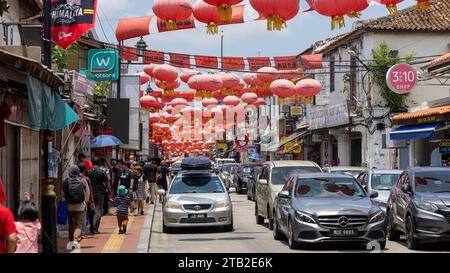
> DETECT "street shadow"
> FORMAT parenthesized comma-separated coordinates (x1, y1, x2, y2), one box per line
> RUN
(168, 226, 227, 234)
(179, 237, 256, 242)
(394, 237, 450, 252)
(278, 239, 368, 252)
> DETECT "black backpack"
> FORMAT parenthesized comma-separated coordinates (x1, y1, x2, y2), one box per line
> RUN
(64, 177, 85, 204)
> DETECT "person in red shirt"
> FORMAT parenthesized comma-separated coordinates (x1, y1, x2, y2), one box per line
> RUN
(0, 179, 17, 253)
(78, 153, 93, 170)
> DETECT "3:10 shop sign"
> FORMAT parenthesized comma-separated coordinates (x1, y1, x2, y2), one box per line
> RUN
(439, 141, 450, 154)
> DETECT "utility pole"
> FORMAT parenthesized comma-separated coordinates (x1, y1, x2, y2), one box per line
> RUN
(42, 0, 57, 253)
(220, 31, 224, 71)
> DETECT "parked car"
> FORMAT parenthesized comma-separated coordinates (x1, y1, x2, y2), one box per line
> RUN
(215, 158, 236, 169)
(273, 173, 386, 249)
(247, 166, 262, 201)
(255, 161, 322, 230)
(357, 169, 402, 211)
(220, 163, 238, 189)
(170, 161, 182, 177)
(386, 167, 450, 250)
(327, 166, 366, 178)
(233, 163, 261, 194)
(159, 157, 235, 233)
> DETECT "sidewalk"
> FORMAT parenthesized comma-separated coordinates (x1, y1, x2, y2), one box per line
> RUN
(58, 203, 155, 253)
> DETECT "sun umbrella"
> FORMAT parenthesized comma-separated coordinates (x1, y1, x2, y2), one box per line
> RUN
(91, 135, 123, 148)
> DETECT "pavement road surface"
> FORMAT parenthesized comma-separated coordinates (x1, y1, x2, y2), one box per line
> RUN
(149, 193, 450, 253)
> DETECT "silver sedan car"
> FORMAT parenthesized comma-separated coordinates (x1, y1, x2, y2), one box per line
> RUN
(159, 170, 235, 233)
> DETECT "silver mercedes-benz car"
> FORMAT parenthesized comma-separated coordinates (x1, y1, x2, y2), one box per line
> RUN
(273, 173, 386, 249)
(159, 169, 235, 233)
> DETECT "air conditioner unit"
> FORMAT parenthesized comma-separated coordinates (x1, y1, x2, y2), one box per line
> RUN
(281, 105, 290, 113)
(312, 134, 322, 142)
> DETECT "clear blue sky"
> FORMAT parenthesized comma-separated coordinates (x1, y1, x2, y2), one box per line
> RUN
(95, 0, 416, 58)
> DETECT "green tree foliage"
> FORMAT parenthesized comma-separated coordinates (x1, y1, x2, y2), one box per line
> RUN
(368, 43, 414, 110)
(51, 43, 77, 71)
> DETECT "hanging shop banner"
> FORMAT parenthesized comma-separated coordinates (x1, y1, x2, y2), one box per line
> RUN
(222, 57, 245, 71)
(274, 56, 298, 70)
(143, 50, 165, 64)
(120, 46, 138, 61)
(169, 53, 191, 68)
(88, 49, 119, 81)
(50, 0, 97, 49)
(115, 16, 152, 41)
(195, 55, 218, 69)
(157, 15, 196, 32)
(247, 57, 271, 71)
(300, 54, 324, 69)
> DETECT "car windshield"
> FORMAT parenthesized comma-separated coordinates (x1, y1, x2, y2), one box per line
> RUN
(295, 177, 366, 198)
(271, 166, 322, 185)
(331, 170, 361, 177)
(169, 175, 225, 194)
(371, 173, 400, 190)
(414, 171, 450, 193)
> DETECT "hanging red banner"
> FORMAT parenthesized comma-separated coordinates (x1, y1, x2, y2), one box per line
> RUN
(222, 57, 245, 71)
(116, 16, 152, 41)
(300, 54, 324, 69)
(51, 0, 98, 49)
(144, 50, 165, 64)
(121, 46, 138, 61)
(158, 15, 196, 32)
(218, 5, 245, 25)
(169, 53, 191, 68)
(247, 57, 271, 71)
(274, 56, 298, 70)
(195, 56, 218, 69)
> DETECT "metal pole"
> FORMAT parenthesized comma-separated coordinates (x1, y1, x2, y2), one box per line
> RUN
(220, 31, 224, 71)
(42, 0, 57, 253)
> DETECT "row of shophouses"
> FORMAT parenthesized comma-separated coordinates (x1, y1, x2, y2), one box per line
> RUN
(265, 0, 450, 170)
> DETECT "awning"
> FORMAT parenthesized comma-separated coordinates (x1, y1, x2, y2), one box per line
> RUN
(389, 122, 445, 140)
(278, 130, 310, 148)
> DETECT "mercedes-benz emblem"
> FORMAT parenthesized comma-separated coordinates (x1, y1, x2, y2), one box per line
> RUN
(338, 216, 349, 227)
(194, 205, 202, 211)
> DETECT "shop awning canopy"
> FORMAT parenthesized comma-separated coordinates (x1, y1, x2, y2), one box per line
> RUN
(277, 130, 310, 148)
(389, 122, 445, 140)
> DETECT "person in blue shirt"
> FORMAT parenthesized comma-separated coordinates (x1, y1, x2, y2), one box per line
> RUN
(113, 185, 131, 234)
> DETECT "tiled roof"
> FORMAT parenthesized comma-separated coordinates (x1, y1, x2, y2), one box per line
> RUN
(422, 52, 450, 70)
(314, 0, 450, 54)
(392, 105, 450, 121)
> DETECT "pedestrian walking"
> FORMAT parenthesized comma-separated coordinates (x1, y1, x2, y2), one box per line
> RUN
(15, 196, 41, 253)
(77, 152, 93, 170)
(119, 161, 136, 213)
(0, 179, 17, 253)
(143, 160, 158, 204)
(79, 163, 94, 239)
(113, 186, 131, 234)
(131, 166, 147, 215)
(111, 159, 122, 198)
(62, 165, 89, 249)
(100, 158, 112, 216)
(87, 158, 111, 234)
(157, 161, 169, 203)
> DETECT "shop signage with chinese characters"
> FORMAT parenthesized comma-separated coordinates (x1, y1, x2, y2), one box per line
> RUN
(439, 140, 450, 154)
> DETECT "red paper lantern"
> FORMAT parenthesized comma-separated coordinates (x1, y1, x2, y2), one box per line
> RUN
(212, 90, 226, 100)
(170, 98, 188, 110)
(415, 0, 430, 10)
(347, 0, 369, 18)
(190, 74, 223, 98)
(180, 69, 200, 83)
(250, 0, 299, 31)
(152, 0, 193, 30)
(278, 69, 301, 80)
(140, 95, 158, 110)
(373, 0, 404, 14)
(144, 63, 158, 78)
(295, 78, 322, 96)
(153, 64, 179, 84)
(241, 92, 258, 104)
(138, 72, 150, 85)
(243, 73, 259, 86)
(257, 67, 279, 89)
(155, 79, 180, 90)
(223, 95, 240, 107)
(270, 79, 295, 98)
(312, 0, 368, 30)
(203, 0, 243, 22)
(219, 72, 240, 95)
(166, 105, 173, 114)
(202, 98, 219, 108)
(149, 113, 161, 123)
(193, 0, 222, 34)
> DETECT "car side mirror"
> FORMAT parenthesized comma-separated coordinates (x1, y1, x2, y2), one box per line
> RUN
(370, 191, 379, 198)
(157, 189, 166, 196)
(228, 187, 237, 193)
(258, 179, 268, 185)
(401, 183, 411, 193)
(278, 190, 290, 199)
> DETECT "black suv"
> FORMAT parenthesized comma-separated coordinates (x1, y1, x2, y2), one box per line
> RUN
(233, 163, 261, 194)
(386, 167, 450, 249)
(247, 166, 262, 201)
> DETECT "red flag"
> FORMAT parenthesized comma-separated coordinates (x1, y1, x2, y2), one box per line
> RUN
(121, 46, 138, 61)
(51, 0, 98, 49)
(222, 57, 245, 71)
(195, 56, 218, 69)
(158, 15, 196, 32)
(247, 57, 271, 71)
(0, 178, 6, 202)
(273, 56, 298, 70)
(116, 16, 152, 41)
(169, 53, 191, 68)
(144, 51, 165, 64)
(301, 54, 324, 69)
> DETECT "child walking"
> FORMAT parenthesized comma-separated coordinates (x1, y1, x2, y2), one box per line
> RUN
(15, 198, 41, 253)
(113, 185, 131, 234)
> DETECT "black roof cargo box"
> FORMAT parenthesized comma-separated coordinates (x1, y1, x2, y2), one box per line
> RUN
(181, 157, 212, 170)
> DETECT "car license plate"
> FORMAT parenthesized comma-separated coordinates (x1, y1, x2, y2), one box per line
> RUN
(329, 229, 358, 237)
(188, 214, 206, 219)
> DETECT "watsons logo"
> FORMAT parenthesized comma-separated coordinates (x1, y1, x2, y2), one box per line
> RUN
(52, 1, 84, 24)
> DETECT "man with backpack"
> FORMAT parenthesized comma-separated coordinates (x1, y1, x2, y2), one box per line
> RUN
(62, 165, 89, 249)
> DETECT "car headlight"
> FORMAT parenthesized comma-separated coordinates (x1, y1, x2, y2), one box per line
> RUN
(214, 199, 231, 208)
(164, 200, 182, 209)
(414, 201, 439, 213)
(369, 211, 385, 224)
(295, 211, 316, 224)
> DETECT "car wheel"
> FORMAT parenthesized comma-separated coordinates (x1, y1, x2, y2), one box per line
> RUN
(287, 219, 299, 249)
(273, 213, 284, 240)
(379, 240, 386, 250)
(247, 194, 251, 200)
(267, 206, 274, 230)
(255, 202, 264, 225)
(405, 215, 421, 250)
(162, 221, 172, 234)
(223, 217, 234, 232)
(386, 210, 401, 241)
